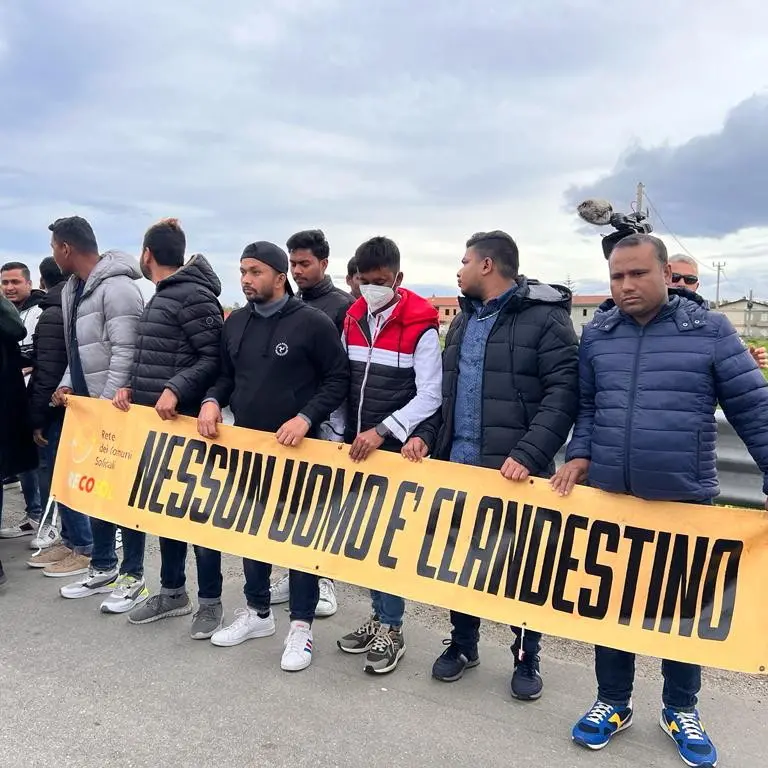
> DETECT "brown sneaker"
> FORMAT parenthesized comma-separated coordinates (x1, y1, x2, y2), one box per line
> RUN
(27, 544, 72, 569)
(43, 552, 91, 578)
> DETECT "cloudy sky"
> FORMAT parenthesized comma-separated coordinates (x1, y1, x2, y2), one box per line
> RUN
(1, 0, 767, 304)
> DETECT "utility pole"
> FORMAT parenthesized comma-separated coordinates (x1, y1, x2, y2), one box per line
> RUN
(746, 289, 754, 338)
(713, 261, 726, 307)
(635, 182, 646, 217)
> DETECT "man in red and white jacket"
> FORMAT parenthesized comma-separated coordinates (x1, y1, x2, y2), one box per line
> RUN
(334, 236, 442, 676)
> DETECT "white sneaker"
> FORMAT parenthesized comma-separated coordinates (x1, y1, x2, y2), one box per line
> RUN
(281, 621, 313, 672)
(270, 574, 289, 604)
(316, 578, 338, 618)
(99, 574, 149, 614)
(60, 567, 119, 599)
(30, 523, 61, 550)
(0, 516, 37, 538)
(210, 607, 276, 647)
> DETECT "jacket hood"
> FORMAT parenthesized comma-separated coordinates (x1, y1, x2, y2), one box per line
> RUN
(348, 287, 439, 328)
(38, 282, 65, 310)
(18, 289, 46, 311)
(459, 275, 573, 315)
(300, 275, 337, 301)
(157, 253, 221, 297)
(78, 250, 142, 297)
(593, 294, 710, 333)
(596, 286, 708, 314)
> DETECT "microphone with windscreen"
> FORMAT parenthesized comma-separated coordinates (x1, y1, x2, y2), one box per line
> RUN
(577, 198, 654, 259)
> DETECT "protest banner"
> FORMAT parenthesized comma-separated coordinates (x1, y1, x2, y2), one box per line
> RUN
(51, 396, 768, 673)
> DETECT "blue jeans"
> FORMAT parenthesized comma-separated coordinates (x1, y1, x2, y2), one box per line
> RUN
(39, 415, 92, 554)
(20, 469, 42, 522)
(243, 559, 318, 624)
(159, 537, 222, 601)
(371, 590, 405, 627)
(91, 519, 145, 577)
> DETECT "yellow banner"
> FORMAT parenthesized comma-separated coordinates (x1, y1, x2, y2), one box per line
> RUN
(52, 396, 768, 673)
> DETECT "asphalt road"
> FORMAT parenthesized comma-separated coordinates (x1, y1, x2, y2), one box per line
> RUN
(1, 487, 765, 767)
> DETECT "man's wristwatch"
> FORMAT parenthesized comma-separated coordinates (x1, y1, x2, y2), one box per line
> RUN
(374, 422, 391, 439)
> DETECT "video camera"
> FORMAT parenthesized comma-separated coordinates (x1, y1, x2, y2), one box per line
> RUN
(577, 199, 654, 260)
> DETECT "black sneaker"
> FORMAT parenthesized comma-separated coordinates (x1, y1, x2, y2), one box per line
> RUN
(338, 616, 381, 654)
(364, 626, 406, 674)
(432, 639, 480, 682)
(511, 650, 543, 700)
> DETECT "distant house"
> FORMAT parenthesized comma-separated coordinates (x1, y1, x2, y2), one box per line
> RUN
(715, 298, 768, 339)
(429, 296, 461, 332)
(571, 295, 611, 336)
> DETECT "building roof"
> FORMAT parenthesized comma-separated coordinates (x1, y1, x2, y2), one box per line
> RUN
(429, 295, 460, 307)
(572, 294, 610, 306)
(718, 297, 768, 309)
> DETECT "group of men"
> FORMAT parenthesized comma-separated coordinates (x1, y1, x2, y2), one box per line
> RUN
(2, 216, 768, 768)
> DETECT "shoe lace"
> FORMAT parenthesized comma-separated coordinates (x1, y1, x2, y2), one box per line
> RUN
(439, 639, 466, 660)
(674, 712, 705, 741)
(585, 701, 615, 725)
(285, 625, 310, 654)
(370, 627, 395, 655)
(355, 618, 380, 637)
(515, 654, 539, 678)
(230, 607, 256, 630)
(319, 579, 332, 601)
(143, 594, 164, 611)
(111, 575, 136, 597)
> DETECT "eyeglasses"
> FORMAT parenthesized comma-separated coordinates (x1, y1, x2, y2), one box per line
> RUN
(671, 273, 698, 286)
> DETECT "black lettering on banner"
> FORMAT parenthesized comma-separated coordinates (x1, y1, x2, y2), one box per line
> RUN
(212, 451, 252, 530)
(458, 496, 503, 590)
(148, 434, 186, 515)
(519, 507, 563, 606)
(237, 453, 277, 535)
(579, 521, 620, 620)
(192, 444, 227, 524)
(504, 503, 534, 600)
(551, 514, 589, 614)
(315, 470, 364, 554)
(658, 535, 710, 637)
(417, 487, 455, 579)
(166, 439, 206, 519)
(698, 539, 742, 642)
(128, 431, 165, 509)
(292, 464, 333, 549)
(378, 481, 420, 570)
(643, 531, 672, 631)
(269, 460, 308, 543)
(345, 475, 388, 561)
(485, 501, 523, 595)
(619, 527, 656, 626)
(436, 490, 466, 585)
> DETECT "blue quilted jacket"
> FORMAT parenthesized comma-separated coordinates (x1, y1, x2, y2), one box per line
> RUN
(565, 295, 768, 501)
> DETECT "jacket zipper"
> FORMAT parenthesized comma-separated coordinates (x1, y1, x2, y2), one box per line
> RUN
(623, 325, 646, 494)
(353, 313, 394, 434)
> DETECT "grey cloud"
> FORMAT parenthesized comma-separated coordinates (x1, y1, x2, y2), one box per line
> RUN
(566, 94, 768, 238)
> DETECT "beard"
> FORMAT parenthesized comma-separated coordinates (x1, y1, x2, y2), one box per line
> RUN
(139, 257, 152, 280)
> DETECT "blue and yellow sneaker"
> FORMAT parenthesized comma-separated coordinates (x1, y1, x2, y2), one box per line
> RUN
(660, 708, 718, 767)
(572, 700, 633, 750)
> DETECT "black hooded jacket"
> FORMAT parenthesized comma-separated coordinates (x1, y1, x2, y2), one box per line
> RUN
(414, 276, 580, 474)
(206, 297, 349, 433)
(130, 255, 223, 415)
(28, 282, 68, 430)
(299, 276, 354, 334)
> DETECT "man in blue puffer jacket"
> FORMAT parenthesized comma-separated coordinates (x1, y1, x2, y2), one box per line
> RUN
(552, 233, 768, 768)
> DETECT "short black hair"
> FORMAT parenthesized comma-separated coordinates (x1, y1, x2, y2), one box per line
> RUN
(39, 256, 66, 288)
(0, 261, 31, 280)
(611, 233, 668, 265)
(143, 218, 186, 268)
(286, 229, 330, 261)
(354, 236, 400, 274)
(48, 216, 99, 254)
(466, 230, 519, 279)
(346, 256, 357, 278)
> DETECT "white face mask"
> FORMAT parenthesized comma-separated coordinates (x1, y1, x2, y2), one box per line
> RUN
(360, 282, 395, 314)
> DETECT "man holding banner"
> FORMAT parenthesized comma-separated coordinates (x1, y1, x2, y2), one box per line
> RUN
(553, 233, 768, 767)
(197, 241, 349, 672)
(407, 230, 579, 700)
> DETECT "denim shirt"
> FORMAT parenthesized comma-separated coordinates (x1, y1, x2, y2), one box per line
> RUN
(449, 286, 517, 466)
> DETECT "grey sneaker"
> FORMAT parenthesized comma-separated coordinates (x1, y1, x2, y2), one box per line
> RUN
(190, 601, 224, 640)
(364, 625, 406, 675)
(128, 592, 193, 624)
(337, 616, 381, 654)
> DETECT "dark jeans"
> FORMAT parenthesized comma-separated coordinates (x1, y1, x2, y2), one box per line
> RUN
(450, 610, 542, 658)
(39, 415, 92, 554)
(20, 469, 42, 522)
(243, 559, 318, 624)
(159, 537, 223, 602)
(91, 519, 146, 577)
(596, 645, 700, 711)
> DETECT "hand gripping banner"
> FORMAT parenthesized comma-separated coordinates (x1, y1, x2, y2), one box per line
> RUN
(52, 396, 768, 673)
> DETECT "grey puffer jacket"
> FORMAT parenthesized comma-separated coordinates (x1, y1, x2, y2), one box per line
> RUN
(60, 251, 144, 400)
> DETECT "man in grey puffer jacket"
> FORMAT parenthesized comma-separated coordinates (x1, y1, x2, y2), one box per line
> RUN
(49, 216, 149, 614)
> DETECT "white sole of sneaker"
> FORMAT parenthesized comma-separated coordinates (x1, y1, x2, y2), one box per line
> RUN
(210, 625, 276, 647)
(658, 717, 704, 767)
(573, 716, 633, 751)
(281, 657, 312, 672)
(30, 540, 61, 551)
(270, 595, 290, 605)
(60, 584, 116, 598)
(128, 604, 193, 625)
(27, 557, 61, 569)
(190, 620, 224, 640)
(43, 567, 90, 578)
(315, 603, 338, 618)
(364, 645, 406, 675)
(0, 530, 34, 539)
(100, 591, 150, 614)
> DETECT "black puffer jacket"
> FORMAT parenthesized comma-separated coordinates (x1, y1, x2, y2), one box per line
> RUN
(130, 255, 223, 415)
(28, 283, 68, 430)
(415, 277, 580, 475)
(299, 276, 354, 334)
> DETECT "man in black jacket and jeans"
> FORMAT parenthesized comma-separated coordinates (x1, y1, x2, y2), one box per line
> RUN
(113, 219, 225, 636)
(198, 241, 348, 673)
(405, 230, 579, 700)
